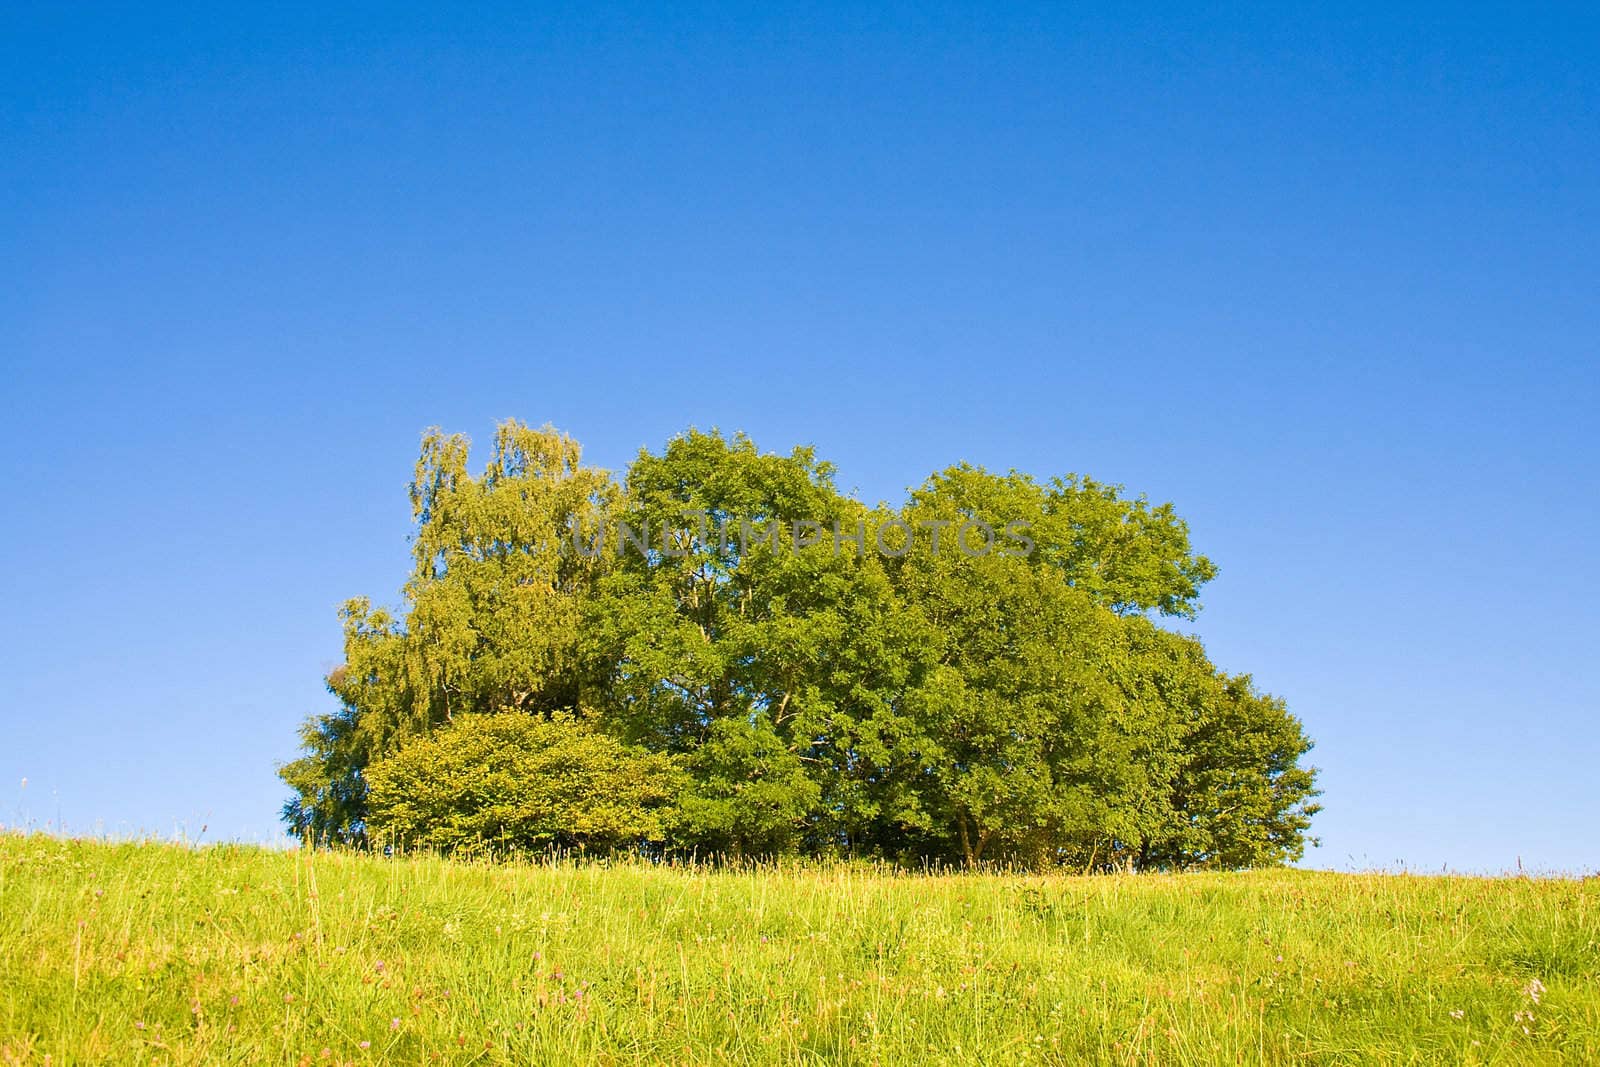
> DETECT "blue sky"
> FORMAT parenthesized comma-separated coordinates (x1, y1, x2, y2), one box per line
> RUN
(3, 4, 1596, 872)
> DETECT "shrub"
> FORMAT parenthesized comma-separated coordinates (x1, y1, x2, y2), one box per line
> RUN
(365, 712, 683, 853)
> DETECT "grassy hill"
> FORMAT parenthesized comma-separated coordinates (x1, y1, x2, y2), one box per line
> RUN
(1, 834, 1595, 1064)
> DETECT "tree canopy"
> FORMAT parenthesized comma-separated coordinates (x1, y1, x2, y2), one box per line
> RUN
(281, 421, 1319, 870)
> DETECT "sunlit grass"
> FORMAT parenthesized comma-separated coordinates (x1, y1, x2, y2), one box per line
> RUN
(1, 833, 1596, 1064)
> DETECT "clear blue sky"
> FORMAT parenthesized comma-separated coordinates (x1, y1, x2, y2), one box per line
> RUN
(3, 4, 1596, 872)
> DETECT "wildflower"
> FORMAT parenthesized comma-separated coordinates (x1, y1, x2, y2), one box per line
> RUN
(134, 1022, 145, 1031)
(390, 1018, 401, 1031)
(1449, 1010, 1464, 1020)
(1525, 978, 1545, 1004)
(373, 960, 385, 972)
(359, 1041, 371, 1049)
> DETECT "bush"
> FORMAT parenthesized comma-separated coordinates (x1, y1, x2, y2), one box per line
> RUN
(365, 712, 683, 853)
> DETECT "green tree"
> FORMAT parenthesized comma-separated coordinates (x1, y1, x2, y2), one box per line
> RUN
(891, 517, 1152, 867)
(280, 422, 616, 843)
(1145, 669, 1323, 869)
(282, 420, 1319, 870)
(582, 430, 933, 856)
(891, 464, 1314, 869)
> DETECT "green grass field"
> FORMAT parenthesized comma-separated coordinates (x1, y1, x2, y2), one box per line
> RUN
(1, 834, 1595, 1064)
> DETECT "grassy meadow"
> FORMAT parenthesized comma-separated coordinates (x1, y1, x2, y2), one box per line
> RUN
(1, 834, 1596, 1065)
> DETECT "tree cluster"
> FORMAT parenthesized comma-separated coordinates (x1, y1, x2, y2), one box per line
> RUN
(281, 421, 1319, 869)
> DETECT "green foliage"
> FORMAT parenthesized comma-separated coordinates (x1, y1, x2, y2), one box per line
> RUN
(673, 718, 822, 857)
(282, 420, 1320, 869)
(904, 463, 1218, 617)
(365, 712, 682, 853)
(281, 423, 616, 844)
